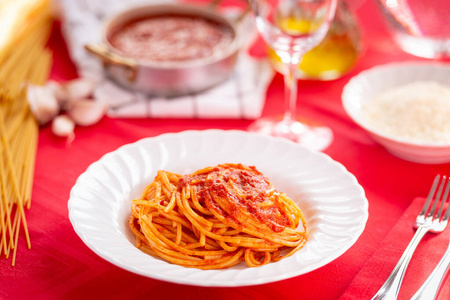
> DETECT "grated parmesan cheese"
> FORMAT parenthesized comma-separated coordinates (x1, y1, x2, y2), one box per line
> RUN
(362, 81, 450, 144)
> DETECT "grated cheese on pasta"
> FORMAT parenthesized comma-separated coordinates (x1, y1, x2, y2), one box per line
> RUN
(362, 81, 450, 144)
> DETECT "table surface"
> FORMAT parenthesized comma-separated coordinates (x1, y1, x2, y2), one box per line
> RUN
(2, 0, 450, 299)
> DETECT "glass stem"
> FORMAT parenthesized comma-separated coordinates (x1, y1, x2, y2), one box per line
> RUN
(282, 60, 299, 125)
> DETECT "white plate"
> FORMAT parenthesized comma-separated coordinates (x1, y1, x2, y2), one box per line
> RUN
(68, 130, 368, 286)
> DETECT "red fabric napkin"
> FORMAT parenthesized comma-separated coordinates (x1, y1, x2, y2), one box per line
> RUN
(340, 197, 450, 300)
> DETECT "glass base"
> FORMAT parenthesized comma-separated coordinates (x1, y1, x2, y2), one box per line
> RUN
(248, 117, 333, 151)
(393, 32, 450, 59)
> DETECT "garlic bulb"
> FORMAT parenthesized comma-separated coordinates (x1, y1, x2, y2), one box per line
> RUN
(52, 115, 75, 142)
(29, 77, 107, 140)
(66, 99, 107, 126)
(46, 80, 69, 106)
(27, 84, 60, 124)
(65, 77, 97, 100)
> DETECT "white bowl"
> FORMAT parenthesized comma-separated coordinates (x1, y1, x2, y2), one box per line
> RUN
(342, 62, 450, 164)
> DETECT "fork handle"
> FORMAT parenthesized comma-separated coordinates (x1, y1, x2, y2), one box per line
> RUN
(411, 239, 450, 300)
(371, 226, 429, 300)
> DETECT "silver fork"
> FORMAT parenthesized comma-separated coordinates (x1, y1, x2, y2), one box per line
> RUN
(372, 175, 450, 300)
(411, 239, 450, 299)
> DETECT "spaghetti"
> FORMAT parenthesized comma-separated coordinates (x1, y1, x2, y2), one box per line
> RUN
(0, 0, 53, 265)
(129, 163, 308, 269)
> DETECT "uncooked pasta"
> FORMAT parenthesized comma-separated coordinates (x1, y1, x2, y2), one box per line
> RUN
(0, 0, 53, 266)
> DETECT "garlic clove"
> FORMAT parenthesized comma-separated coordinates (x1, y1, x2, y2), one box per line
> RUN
(46, 80, 69, 107)
(52, 115, 75, 142)
(64, 77, 97, 100)
(27, 83, 60, 125)
(67, 99, 107, 126)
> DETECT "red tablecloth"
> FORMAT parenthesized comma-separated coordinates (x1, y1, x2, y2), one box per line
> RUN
(2, 1, 450, 299)
(341, 197, 450, 300)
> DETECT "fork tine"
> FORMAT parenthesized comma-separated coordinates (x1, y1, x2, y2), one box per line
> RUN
(440, 178, 450, 223)
(435, 176, 449, 217)
(420, 175, 441, 217)
(427, 176, 447, 219)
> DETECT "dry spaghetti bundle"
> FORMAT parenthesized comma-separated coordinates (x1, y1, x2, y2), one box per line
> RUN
(129, 163, 308, 269)
(0, 0, 53, 265)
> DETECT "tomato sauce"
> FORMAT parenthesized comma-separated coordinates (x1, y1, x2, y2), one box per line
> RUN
(108, 14, 234, 62)
(179, 164, 290, 232)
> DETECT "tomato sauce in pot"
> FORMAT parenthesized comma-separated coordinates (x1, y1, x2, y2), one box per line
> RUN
(108, 14, 235, 62)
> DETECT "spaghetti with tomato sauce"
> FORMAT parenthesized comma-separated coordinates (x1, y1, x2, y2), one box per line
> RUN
(129, 163, 308, 269)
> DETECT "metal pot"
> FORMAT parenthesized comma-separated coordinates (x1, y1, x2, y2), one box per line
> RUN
(85, 3, 243, 97)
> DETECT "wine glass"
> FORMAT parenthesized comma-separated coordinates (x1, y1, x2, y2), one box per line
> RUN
(248, 0, 338, 151)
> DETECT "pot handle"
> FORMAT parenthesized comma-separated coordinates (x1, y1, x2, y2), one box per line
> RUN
(85, 44, 138, 82)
